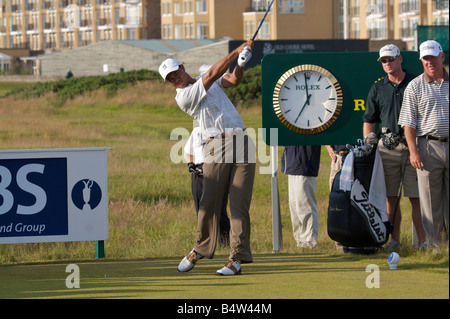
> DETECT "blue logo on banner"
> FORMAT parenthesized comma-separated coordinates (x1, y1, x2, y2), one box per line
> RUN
(0, 158, 68, 237)
(71, 179, 102, 212)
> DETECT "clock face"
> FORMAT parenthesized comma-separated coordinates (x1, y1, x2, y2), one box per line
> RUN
(273, 65, 343, 134)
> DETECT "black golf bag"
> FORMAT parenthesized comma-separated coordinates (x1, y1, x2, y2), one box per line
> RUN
(327, 145, 390, 253)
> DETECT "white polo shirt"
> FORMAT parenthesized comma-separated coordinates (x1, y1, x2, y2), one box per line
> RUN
(175, 75, 245, 143)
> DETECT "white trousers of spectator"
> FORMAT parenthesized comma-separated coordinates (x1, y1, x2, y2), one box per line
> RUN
(288, 175, 319, 249)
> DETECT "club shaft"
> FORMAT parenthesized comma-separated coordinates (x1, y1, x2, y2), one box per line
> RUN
(252, 0, 275, 41)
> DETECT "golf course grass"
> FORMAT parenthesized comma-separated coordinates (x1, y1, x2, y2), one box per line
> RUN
(0, 252, 448, 299)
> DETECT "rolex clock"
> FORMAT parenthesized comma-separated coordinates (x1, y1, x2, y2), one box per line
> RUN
(273, 64, 343, 135)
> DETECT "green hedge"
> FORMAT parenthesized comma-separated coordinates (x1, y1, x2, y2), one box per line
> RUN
(6, 66, 262, 108)
(6, 69, 162, 100)
(225, 65, 262, 108)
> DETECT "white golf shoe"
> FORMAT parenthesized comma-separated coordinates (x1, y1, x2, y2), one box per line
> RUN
(178, 249, 203, 272)
(216, 259, 241, 276)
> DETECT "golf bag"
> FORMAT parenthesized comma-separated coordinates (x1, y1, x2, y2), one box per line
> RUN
(327, 145, 390, 252)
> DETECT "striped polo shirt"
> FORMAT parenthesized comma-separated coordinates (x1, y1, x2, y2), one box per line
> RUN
(398, 69, 449, 138)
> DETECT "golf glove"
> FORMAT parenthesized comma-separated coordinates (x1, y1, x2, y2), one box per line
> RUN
(381, 127, 403, 150)
(238, 47, 252, 67)
(364, 132, 378, 145)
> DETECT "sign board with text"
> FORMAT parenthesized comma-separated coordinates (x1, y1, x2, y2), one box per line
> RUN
(262, 52, 423, 145)
(0, 148, 110, 244)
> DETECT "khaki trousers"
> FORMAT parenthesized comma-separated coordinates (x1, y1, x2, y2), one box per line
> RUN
(416, 137, 449, 246)
(194, 132, 256, 263)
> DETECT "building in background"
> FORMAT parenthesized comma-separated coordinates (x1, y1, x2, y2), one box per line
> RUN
(342, 0, 449, 50)
(161, 0, 447, 49)
(0, 0, 447, 76)
(1, 0, 447, 52)
(0, 50, 12, 71)
(161, 0, 341, 40)
(0, 0, 160, 51)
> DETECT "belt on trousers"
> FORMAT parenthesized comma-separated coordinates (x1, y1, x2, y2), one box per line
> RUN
(207, 128, 246, 144)
(424, 135, 449, 143)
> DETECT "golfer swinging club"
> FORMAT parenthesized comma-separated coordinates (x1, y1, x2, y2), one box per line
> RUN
(159, 39, 256, 276)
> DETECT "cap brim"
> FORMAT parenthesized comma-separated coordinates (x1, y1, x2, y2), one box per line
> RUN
(377, 55, 395, 61)
(419, 52, 440, 60)
(163, 65, 180, 81)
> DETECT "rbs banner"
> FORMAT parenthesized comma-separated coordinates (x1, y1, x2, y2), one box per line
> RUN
(0, 148, 110, 244)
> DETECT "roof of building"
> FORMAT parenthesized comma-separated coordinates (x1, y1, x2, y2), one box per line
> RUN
(0, 52, 13, 59)
(118, 38, 228, 53)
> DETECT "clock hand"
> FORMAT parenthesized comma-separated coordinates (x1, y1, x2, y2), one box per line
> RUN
(295, 94, 312, 124)
(304, 73, 311, 105)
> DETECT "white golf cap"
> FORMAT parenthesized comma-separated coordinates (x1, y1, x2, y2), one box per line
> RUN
(419, 40, 444, 60)
(159, 58, 181, 81)
(377, 44, 400, 61)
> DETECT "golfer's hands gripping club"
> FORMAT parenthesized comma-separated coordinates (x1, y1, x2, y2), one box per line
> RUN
(238, 46, 252, 67)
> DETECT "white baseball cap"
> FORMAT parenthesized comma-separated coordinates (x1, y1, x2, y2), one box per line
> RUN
(159, 58, 181, 81)
(377, 44, 400, 61)
(419, 40, 444, 60)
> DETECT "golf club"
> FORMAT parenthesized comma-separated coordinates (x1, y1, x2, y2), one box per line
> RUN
(252, 0, 275, 41)
(238, 0, 275, 66)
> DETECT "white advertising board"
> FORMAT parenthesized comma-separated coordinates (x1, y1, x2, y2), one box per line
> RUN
(0, 148, 110, 244)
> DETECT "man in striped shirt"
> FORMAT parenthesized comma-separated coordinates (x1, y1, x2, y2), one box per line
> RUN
(398, 40, 449, 247)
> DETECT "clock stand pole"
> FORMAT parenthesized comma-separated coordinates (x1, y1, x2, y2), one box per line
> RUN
(271, 145, 283, 253)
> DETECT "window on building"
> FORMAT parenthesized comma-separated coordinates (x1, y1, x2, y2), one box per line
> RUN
(253, 0, 273, 11)
(163, 24, 172, 39)
(162, 2, 171, 15)
(259, 21, 270, 39)
(370, 19, 386, 39)
(197, 21, 208, 39)
(196, 0, 207, 14)
(184, 0, 193, 13)
(433, 0, 449, 11)
(409, 0, 419, 11)
(353, 0, 359, 16)
(401, 0, 419, 13)
(127, 28, 135, 40)
(374, 0, 386, 14)
(278, 0, 304, 14)
(174, 23, 183, 39)
(401, 17, 417, 39)
(184, 22, 193, 39)
(174, 2, 181, 15)
(245, 20, 255, 39)
(434, 15, 449, 25)
(126, 2, 140, 25)
(353, 21, 360, 38)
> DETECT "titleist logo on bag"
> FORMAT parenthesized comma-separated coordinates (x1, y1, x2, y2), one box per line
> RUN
(350, 179, 387, 243)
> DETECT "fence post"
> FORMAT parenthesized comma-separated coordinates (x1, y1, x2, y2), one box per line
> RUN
(96, 240, 105, 259)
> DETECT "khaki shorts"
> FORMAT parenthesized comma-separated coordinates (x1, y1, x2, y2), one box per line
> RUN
(378, 140, 419, 198)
